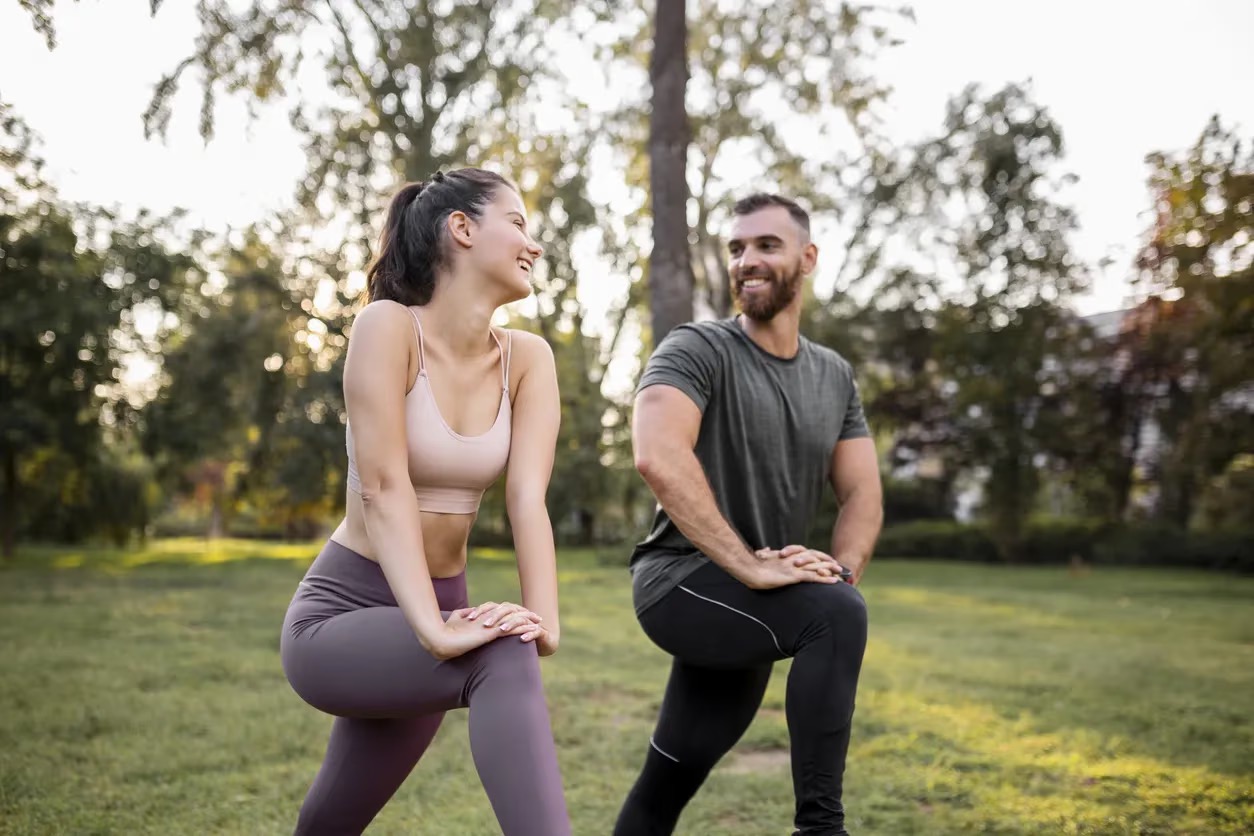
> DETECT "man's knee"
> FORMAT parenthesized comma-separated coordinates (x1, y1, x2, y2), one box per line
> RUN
(802, 582, 868, 641)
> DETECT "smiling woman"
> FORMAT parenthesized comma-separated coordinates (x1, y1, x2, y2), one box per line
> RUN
(277, 169, 571, 835)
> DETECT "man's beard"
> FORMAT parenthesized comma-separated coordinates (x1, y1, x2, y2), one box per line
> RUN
(733, 262, 803, 322)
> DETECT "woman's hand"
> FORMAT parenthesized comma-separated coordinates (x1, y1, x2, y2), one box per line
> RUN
(446, 600, 559, 657)
(427, 610, 509, 660)
(427, 600, 544, 661)
(530, 625, 559, 657)
(460, 601, 544, 631)
(426, 601, 535, 659)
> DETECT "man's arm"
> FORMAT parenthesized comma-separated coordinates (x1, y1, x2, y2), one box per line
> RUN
(828, 437, 883, 584)
(633, 385, 833, 590)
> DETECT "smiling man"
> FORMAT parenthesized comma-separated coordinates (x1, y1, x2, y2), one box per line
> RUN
(614, 194, 883, 836)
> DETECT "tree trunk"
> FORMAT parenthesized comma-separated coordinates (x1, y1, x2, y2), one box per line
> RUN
(208, 497, 224, 541)
(1111, 406, 1143, 521)
(1, 448, 15, 560)
(693, 155, 730, 318)
(648, 0, 694, 346)
(704, 237, 732, 318)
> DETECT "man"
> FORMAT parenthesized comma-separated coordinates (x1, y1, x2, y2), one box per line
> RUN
(615, 194, 883, 836)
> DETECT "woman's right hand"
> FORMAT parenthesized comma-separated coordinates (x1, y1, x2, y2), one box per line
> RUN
(428, 601, 543, 660)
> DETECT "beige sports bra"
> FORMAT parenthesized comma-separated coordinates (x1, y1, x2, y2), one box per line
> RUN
(346, 307, 512, 514)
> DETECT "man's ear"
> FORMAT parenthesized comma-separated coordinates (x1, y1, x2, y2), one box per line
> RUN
(802, 240, 819, 276)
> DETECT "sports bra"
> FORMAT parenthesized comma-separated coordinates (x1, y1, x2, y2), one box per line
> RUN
(346, 307, 512, 514)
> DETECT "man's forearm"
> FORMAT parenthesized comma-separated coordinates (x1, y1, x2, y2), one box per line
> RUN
(639, 448, 757, 578)
(830, 488, 883, 577)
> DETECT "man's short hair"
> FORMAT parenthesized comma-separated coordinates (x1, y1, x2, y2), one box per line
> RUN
(731, 193, 811, 236)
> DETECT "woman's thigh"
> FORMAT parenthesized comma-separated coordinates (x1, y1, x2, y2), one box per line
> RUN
(283, 606, 466, 718)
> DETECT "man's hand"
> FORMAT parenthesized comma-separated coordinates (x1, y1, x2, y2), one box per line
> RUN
(771, 545, 865, 584)
(740, 547, 842, 589)
(837, 553, 867, 584)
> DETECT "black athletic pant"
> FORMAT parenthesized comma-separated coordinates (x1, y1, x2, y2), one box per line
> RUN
(615, 561, 868, 836)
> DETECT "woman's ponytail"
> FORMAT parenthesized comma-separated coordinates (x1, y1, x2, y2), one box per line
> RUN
(365, 168, 511, 305)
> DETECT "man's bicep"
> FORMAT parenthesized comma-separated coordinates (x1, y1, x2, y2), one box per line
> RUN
(633, 384, 703, 457)
(829, 437, 881, 503)
(636, 325, 718, 412)
(838, 378, 871, 441)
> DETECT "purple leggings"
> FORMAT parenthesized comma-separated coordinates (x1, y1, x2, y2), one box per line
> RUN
(280, 540, 570, 835)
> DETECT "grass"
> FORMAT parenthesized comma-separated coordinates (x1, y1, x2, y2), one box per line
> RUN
(1, 538, 1252, 835)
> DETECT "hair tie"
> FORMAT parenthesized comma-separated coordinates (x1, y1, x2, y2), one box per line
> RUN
(431, 171, 446, 184)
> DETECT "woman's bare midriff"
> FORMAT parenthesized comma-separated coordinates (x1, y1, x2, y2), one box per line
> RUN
(329, 489, 476, 579)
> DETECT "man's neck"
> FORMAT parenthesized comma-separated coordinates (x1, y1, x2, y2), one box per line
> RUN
(736, 307, 802, 359)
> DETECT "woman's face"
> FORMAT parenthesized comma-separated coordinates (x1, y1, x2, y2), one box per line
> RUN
(464, 186, 544, 305)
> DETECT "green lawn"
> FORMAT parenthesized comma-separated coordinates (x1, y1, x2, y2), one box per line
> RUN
(1, 540, 1251, 835)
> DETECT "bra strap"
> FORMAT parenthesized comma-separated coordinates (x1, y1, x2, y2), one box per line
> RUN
(488, 328, 508, 391)
(408, 308, 426, 372)
(502, 331, 513, 393)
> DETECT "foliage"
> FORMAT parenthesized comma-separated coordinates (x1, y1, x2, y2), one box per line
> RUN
(822, 83, 1092, 559)
(874, 518, 1254, 572)
(11, 6, 1252, 565)
(0, 103, 200, 555)
(1133, 117, 1254, 527)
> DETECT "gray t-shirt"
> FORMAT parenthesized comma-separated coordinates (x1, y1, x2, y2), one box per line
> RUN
(629, 318, 870, 615)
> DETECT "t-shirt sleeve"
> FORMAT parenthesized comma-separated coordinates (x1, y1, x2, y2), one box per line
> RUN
(636, 324, 719, 413)
(839, 366, 871, 441)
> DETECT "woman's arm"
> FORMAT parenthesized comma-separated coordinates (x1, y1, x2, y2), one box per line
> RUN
(503, 331, 562, 655)
(343, 302, 452, 657)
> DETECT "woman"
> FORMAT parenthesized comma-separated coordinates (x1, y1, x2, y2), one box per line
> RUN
(280, 168, 569, 835)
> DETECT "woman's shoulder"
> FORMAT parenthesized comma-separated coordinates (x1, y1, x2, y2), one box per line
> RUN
(498, 328, 553, 361)
(346, 300, 418, 349)
(352, 299, 414, 329)
(497, 328, 555, 387)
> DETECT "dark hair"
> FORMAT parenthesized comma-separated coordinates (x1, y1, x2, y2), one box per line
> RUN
(731, 193, 811, 236)
(366, 168, 514, 305)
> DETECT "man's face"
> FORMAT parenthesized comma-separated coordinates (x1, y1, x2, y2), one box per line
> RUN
(726, 206, 816, 322)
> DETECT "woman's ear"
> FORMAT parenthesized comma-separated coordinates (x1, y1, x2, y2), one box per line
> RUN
(447, 210, 473, 249)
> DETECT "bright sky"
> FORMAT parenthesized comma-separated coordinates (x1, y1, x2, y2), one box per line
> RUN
(3, 0, 1253, 323)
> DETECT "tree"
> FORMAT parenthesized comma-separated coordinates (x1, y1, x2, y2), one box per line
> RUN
(29, 1, 912, 540)
(143, 1, 581, 257)
(142, 230, 312, 537)
(1135, 118, 1254, 527)
(613, 0, 908, 326)
(841, 83, 1089, 558)
(647, 0, 695, 343)
(133, 1, 640, 537)
(1, 102, 200, 555)
(18, 0, 167, 50)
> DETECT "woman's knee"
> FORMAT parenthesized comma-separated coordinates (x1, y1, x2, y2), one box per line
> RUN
(471, 636, 543, 690)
